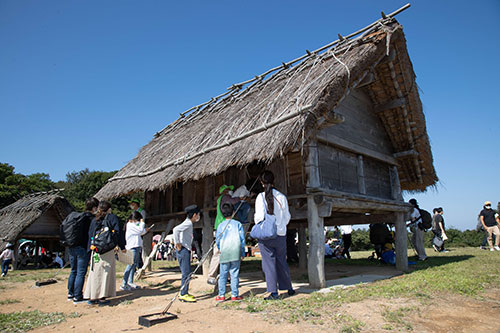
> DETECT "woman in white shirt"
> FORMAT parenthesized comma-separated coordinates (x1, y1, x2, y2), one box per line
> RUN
(121, 211, 150, 290)
(254, 171, 294, 300)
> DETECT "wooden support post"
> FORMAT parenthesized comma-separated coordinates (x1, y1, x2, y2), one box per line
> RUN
(298, 226, 307, 270)
(307, 196, 325, 288)
(202, 177, 215, 278)
(305, 140, 325, 288)
(390, 166, 403, 201)
(395, 212, 408, 271)
(12, 240, 19, 271)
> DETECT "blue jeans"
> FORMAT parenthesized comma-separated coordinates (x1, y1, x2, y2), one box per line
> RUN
(123, 247, 142, 285)
(219, 260, 241, 297)
(234, 201, 251, 224)
(176, 247, 191, 295)
(67, 247, 90, 299)
(2, 259, 12, 275)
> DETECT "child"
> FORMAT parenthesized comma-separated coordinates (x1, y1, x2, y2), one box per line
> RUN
(1, 243, 15, 277)
(215, 203, 245, 302)
(121, 211, 151, 290)
(173, 204, 201, 303)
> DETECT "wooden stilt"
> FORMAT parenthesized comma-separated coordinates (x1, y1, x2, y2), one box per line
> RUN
(307, 196, 325, 288)
(298, 226, 307, 270)
(395, 212, 408, 271)
(202, 178, 215, 278)
(305, 141, 325, 288)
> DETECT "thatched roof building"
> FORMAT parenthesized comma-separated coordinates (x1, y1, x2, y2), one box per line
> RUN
(97, 13, 437, 200)
(0, 191, 74, 251)
(96, 6, 437, 286)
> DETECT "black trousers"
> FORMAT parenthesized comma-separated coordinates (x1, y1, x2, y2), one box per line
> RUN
(342, 234, 352, 259)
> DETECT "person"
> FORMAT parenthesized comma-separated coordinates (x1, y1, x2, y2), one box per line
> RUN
(121, 211, 152, 291)
(84, 201, 126, 305)
(254, 170, 294, 300)
(65, 197, 98, 303)
(173, 204, 201, 303)
(50, 253, 64, 268)
(407, 199, 427, 261)
(207, 184, 250, 285)
(129, 199, 146, 220)
(432, 207, 448, 252)
(340, 225, 353, 259)
(215, 203, 245, 302)
(479, 201, 500, 251)
(324, 239, 334, 259)
(0, 243, 15, 277)
(369, 223, 392, 259)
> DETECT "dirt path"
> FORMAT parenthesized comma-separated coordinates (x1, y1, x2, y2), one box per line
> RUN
(0, 265, 499, 332)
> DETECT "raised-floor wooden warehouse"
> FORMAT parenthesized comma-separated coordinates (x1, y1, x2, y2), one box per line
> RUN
(97, 9, 437, 288)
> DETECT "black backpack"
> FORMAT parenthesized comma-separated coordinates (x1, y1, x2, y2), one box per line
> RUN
(60, 212, 89, 247)
(370, 223, 391, 245)
(417, 209, 432, 230)
(90, 217, 118, 254)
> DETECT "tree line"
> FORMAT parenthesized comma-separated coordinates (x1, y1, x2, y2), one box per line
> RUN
(0, 162, 140, 221)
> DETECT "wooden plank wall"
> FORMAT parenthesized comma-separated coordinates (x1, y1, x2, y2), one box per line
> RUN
(22, 207, 61, 237)
(320, 89, 393, 155)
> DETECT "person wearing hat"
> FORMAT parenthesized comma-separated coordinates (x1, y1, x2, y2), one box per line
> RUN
(407, 199, 427, 261)
(207, 184, 250, 285)
(173, 204, 201, 302)
(129, 199, 146, 220)
(479, 201, 500, 251)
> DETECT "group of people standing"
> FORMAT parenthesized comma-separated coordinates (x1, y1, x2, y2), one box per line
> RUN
(66, 198, 150, 305)
(172, 170, 295, 303)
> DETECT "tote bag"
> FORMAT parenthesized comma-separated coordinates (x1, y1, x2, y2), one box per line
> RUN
(250, 194, 278, 241)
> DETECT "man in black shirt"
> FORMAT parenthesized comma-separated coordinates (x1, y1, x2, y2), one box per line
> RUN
(479, 201, 500, 251)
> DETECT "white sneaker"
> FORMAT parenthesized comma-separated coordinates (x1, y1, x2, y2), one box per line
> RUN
(490, 248, 495, 252)
(494, 246, 500, 251)
(128, 283, 141, 289)
(1, 273, 5, 277)
(120, 284, 132, 291)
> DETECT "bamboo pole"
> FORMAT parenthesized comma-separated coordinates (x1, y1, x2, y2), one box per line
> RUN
(109, 104, 312, 181)
(153, 4, 411, 138)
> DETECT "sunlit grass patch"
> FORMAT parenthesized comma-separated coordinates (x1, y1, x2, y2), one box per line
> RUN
(0, 310, 66, 332)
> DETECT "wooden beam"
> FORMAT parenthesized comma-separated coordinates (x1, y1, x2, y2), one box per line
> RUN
(390, 166, 403, 201)
(298, 226, 307, 270)
(393, 149, 418, 158)
(395, 212, 408, 271)
(317, 133, 398, 166)
(375, 97, 406, 113)
(355, 72, 375, 88)
(290, 201, 332, 220)
(305, 142, 320, 188)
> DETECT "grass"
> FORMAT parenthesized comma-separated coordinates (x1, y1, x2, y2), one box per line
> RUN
(0, 310, 66, 332)
(0, 299, 20, 305)
(225, 247, 500, 328)
(381, 306, 415, 331)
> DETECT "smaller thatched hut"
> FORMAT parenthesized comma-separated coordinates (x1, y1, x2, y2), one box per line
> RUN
(0, 190, 74, 266)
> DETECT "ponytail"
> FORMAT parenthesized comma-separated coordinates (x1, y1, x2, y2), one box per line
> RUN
(261, 171, 275, 215)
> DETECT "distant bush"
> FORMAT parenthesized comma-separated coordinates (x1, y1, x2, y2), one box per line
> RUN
(347, 228, 484, 251)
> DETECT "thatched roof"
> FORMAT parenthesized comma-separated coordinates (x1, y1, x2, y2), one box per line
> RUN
(0, 191, 74, 250)
(97, 14, 437, 200)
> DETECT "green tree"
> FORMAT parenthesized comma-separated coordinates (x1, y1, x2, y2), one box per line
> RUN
(0, 163, 55, 208)
(59, 168, 142, 221)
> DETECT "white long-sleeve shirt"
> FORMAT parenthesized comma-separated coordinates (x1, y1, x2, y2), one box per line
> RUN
(0, 249, 14, 261)
(172, 218, 193, 251)
(254, 189, 291, 237)
(125, 221, 147, 250)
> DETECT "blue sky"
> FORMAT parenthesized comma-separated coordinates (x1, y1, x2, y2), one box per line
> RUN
(1, 1, 499, 230)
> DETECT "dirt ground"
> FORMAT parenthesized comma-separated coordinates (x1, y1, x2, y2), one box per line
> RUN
(0, 263, 499, 332)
